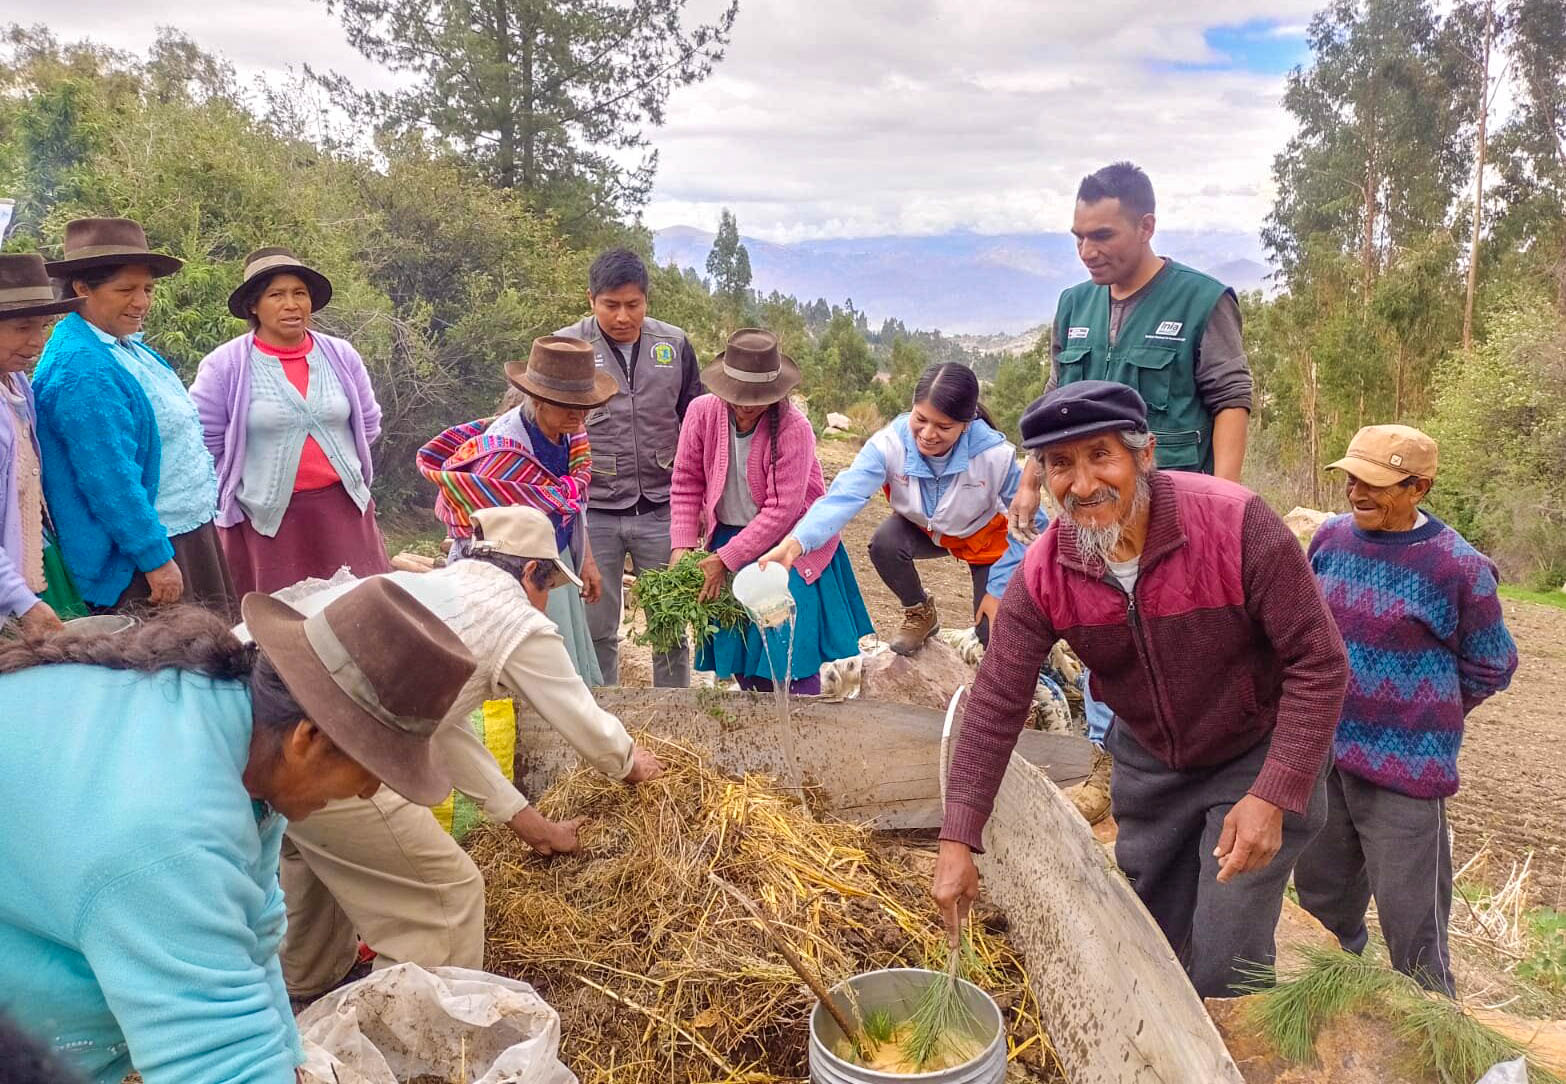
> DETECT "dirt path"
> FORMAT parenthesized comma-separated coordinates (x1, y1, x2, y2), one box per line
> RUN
(1451, 599, 1566, 908)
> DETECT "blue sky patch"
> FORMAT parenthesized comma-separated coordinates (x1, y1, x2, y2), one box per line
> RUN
(1161, 18, 1312, 76)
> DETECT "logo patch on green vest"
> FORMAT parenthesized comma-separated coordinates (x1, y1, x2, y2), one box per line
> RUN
(1154, 321, 1184, 337)
(652, 342, 676, 366)
(1067, 326, 1090, 340)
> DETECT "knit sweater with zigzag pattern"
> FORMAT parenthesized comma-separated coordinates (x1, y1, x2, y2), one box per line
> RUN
(1308, 513, 1517, 798)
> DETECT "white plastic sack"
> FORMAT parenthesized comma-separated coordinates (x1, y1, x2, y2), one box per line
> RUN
(296, 964, 577, 1084)
(1475, 1057, 1529, 1084)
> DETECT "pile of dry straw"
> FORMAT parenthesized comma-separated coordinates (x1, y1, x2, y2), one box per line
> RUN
(465, 734, 1061, 1082)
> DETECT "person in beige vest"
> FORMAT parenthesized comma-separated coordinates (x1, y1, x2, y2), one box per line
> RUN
(0, 253, 86, 636)
(237, 505, 665, 1000)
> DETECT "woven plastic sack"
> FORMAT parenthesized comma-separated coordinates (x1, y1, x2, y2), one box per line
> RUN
(431, 698, 518, 840)
(297, 964, 576, 1084)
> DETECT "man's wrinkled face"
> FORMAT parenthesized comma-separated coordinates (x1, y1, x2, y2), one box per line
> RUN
(1043, 433, 1147, 529)
(1041, 431, 1155, 564)
(1344, 472, 1428, 532)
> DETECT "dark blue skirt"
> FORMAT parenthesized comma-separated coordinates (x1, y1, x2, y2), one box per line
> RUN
(696, 525, 874, 682)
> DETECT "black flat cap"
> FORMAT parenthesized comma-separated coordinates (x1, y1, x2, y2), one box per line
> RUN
(1020, 380, 1148, 450)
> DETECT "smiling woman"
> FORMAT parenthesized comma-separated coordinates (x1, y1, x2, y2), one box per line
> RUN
(32, 218, 237, 619)
(190, 247, 392, 596)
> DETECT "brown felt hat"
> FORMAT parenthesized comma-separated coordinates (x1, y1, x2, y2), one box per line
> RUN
(505, 336, 618, 408)
(228, 247, 333, 319)
(701, 328, 801, 407)
(45, 218, 183, 279)
(0, 254, 84, 319)
(242, 578, 478, 806)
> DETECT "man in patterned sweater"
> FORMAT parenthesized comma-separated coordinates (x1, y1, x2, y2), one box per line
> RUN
(1295, 425, 1517, 996)
(933, 380, 1349, 998)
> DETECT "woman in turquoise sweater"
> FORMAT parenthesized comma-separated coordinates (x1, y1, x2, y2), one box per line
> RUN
(34, 218, 236, 618)
(0, 579, 477, 1084)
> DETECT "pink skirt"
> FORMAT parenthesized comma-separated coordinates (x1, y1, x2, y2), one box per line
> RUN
(220, 483, 391, 596)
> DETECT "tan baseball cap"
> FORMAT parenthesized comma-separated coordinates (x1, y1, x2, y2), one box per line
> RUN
(467, 506, 582, 590)
(1327, 424, 1438, 487)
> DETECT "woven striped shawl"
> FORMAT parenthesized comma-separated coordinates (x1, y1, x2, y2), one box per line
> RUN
(417, 417, 591, 538)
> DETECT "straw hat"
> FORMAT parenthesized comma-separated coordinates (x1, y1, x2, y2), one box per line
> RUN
(504, 336, 618, 409)
(242, 578, 477, 805)
(44, 218, 183, 279)
(0, 254, 84, 319)
(700, 328, 801, 407)
(227, 247, 334, 319)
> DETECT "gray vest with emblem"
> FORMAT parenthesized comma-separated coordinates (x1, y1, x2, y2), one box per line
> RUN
(553, 315, 689, 509)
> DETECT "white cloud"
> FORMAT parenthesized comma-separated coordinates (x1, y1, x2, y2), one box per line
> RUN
(5, 0, 1317, 242)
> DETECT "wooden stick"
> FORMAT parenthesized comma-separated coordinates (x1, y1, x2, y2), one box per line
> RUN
(708, 872, 863, 1048)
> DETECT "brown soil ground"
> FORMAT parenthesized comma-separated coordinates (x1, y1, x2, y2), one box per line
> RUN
(1450, 600, 1566, 909)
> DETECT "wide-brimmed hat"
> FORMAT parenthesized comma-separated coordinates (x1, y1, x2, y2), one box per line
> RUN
(1327, 424, 1438, 487)
(1020, 380, 1148, 450)
(0, 254, 84, 319)
(504, 336, 618, 408)
(45, 218, 183, 279)
(468, 506, 583, 591)
(701, 328, 801, 407)
(242, 578, 477, 806)
(227, 247, 334, 319)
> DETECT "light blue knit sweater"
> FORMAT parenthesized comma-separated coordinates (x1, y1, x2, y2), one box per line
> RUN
(0, 664, 302, 1083)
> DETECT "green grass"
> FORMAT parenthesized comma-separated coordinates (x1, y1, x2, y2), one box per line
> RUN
(1499, 583, 1566, 611)
(1519, 909, 1566, 995)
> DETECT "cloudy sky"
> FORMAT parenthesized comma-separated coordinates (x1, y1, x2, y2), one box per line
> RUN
(7, 0, 1319, 243)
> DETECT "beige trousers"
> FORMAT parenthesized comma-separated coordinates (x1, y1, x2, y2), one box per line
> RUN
(280, 787, 486, 998)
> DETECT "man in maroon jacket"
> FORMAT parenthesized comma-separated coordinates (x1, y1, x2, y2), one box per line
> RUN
(932, 380, 1348, 998)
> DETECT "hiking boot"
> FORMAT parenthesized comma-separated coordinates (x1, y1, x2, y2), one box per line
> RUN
(889, 598, 939, 657)
(1064, 747, 1112, 825)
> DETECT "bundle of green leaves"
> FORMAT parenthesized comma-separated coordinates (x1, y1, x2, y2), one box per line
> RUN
(627, 550, 749, 655)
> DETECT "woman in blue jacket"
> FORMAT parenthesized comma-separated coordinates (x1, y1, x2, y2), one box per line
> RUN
(34, 218, 236, 618)
(764, 363, 1044, 656)
(0, 578, 476, 1084)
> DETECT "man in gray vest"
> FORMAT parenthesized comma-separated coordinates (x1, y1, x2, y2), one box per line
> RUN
(556, 248, 702, 687)
(1007, 162, 1254, 825)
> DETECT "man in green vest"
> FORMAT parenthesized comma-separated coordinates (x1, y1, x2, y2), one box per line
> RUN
(1007, 161, 1254, 824)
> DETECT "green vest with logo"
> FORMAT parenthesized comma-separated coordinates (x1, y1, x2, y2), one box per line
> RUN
(1054, 260, 1232, 473)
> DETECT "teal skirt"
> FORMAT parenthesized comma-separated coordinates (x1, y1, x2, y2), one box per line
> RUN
(545, 547, 603, 685)
(696, 525, 874, 682)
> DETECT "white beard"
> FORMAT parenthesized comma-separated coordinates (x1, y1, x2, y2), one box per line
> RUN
(1063, 470, 1152, 566)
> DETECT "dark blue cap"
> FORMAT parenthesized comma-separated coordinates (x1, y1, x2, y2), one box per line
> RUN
(1019, 380, 1148, 450)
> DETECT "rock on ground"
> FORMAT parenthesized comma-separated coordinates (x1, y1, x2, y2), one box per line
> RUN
(858, 637, 977, 711)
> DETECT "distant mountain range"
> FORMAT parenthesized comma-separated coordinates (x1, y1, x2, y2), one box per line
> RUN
(653, 226, 1271, 336)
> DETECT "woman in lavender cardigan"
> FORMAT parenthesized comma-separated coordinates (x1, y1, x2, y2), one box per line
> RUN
(669, 329, 872, 694)
(190, 249, 390, 595)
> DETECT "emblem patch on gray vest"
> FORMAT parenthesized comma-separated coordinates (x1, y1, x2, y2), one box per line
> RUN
(652, 342, 676, 366)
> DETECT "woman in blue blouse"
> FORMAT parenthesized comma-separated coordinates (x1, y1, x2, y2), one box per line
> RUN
(34, 218, 236, 618)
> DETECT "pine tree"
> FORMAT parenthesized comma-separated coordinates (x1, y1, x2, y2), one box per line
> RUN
(316, 0, 739, 224)
(705, 208, 752, 300)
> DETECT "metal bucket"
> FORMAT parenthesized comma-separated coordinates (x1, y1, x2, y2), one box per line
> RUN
(63, 615, 135, 636)
(808, 968, 1006, 1083)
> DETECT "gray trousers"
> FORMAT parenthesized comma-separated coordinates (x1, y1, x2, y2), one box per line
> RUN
(1293, 766, 1455, 996)
(1109, 723, 1328, 998)
(585, 504, 690, 688)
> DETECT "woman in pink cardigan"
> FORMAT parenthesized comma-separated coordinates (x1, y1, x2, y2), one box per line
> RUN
(670, 329, 872, 695)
